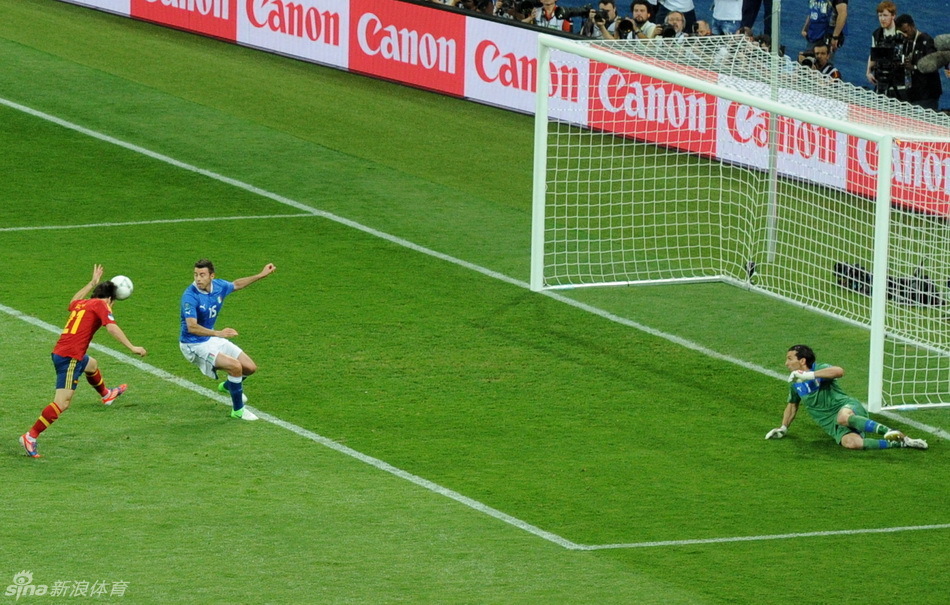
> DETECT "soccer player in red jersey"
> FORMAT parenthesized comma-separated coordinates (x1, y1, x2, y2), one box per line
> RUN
(20, 264, 147, 458)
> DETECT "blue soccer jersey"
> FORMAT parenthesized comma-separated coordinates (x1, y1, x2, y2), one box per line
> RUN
(179, 279, 235, 343)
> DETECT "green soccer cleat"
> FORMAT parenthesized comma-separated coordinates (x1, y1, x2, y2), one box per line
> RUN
(230, 408, 258, 421)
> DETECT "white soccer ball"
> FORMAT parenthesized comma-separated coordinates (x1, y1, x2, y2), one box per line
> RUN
(111, 275, 134, 301)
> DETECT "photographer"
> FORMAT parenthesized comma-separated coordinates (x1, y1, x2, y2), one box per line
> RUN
(866, 1, 905, 97)
(494, 0, 533, 20)
(581, 1, 620, 39)
(616, 1, 658, 40)
(653, 1, 696, 36)
(661, 11, 687, 39)
(521, 0, 573, 32)
(800, 44, 842, 80)
(895, 14, 942, 110)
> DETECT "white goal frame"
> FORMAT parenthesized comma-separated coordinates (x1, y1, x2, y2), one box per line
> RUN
(530, 33, 950, 412)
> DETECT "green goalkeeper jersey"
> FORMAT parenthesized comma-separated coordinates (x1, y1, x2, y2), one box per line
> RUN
(787, 362, 866, 442)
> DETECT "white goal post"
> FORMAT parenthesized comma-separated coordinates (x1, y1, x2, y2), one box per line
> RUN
(531, 33, 950, 411)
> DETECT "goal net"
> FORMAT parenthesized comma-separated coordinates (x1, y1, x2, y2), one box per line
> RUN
(531, 34, 950, 411)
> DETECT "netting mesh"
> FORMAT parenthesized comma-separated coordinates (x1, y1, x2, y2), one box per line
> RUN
(591, 35, 950, 138)
(539, 35, 950, 408)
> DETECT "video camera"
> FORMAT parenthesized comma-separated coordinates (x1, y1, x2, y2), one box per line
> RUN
(871, 34, 908, 97)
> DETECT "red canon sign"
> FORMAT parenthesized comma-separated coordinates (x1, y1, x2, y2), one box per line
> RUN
(348, 0, 465, 97)
(588, 63, 716, 157)
(132, 0, 237, 41)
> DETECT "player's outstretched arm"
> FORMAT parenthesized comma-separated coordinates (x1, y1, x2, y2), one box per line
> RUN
(72, 264, 104, 301)
(105, 323, 147, 357)
(233, 263, 276, 291)
(766, 402, 799, 439)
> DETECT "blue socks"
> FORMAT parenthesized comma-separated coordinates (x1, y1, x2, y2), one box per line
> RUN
(225, 376, 244, 411)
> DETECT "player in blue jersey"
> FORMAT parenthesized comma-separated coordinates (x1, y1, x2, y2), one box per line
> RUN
(179, 258, 276, 421)
(766, 344, 928, 450)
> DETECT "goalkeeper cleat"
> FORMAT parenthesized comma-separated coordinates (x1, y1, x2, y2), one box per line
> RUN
(901, 436, 928, 450)
(230, 408, 258, 421)
(20, 433, 40, 458)
(102, 384, 127, 405)
(883, 430, 905, 442)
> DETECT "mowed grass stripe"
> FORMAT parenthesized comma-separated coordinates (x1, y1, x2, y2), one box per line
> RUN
(0, 299, 581, 550)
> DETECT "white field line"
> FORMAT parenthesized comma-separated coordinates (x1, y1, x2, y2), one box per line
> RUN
(3, 97, 948, 549)
(577, 524, 950, 550)
(0, 214, 316, 232)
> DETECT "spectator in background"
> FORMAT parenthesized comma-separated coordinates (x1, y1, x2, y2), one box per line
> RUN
(867, 1, 902, 96)
(523, 0, 573, 32)
(896, 14, 942, 110)
(693, 20, 712, 36)
(458, 0, 493, 14)
(802, 0, 848, 53)
(711, 0, 743, 36)
(742, 0, 773, 36)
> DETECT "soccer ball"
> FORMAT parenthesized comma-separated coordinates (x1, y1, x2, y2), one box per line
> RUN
(111, 275, 134, 301)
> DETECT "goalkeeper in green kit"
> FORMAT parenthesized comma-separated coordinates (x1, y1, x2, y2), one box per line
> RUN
(766, 345, 928, 450)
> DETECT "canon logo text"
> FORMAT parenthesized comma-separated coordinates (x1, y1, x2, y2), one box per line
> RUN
(727, 103, 837, 163)
(474, 41, 577, 102)
(146, 0, 230, 18)
(893, 144, 950, 193)
(357, 13, 456, 73)
(597, 68, 706, 132)
(246, 0, 340, 44)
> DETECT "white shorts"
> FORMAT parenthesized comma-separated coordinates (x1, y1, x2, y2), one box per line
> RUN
(179, 337, 245, 380)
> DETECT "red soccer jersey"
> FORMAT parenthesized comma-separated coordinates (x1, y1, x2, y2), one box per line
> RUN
(52, 298, 116, 360)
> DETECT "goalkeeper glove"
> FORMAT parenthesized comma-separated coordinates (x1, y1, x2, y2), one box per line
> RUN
(788, 370, 816, 383)
(765, 425, 788, 439)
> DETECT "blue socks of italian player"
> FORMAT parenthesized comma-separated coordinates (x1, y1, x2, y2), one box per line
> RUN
(224, 375, 244, 412)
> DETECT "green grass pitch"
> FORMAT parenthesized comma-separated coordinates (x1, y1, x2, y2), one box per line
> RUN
(1, 0, 948, 602)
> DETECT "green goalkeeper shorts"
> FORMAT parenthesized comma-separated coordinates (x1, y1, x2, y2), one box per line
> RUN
(814, 402, 869, 444)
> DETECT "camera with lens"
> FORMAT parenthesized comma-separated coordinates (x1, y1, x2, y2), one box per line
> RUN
(593, 9, 609, 23)
(871, 34, 908, 96)
(800, 51, 816, 69)
(517, 0, 541, 12)
(655, 24, 676, 38)
(553, 3, 587, 20)
(616, 18, 635, 37)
